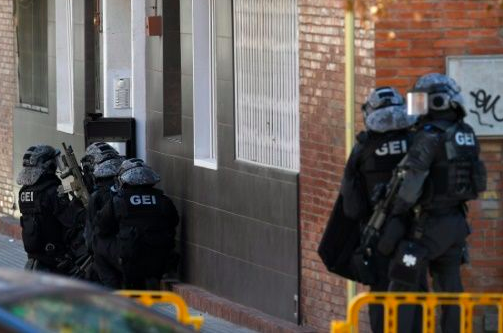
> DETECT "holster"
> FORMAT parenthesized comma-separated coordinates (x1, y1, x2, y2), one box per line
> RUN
(389, 240, 428, 287)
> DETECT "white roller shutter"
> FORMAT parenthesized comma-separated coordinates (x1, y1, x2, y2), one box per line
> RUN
(234, 0, 299, 172)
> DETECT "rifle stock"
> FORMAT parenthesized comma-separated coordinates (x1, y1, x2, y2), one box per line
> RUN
(59, 143, 90, 208)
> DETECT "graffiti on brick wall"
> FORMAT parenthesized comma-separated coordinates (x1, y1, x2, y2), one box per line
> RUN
(447, 55, 503, 137)
(469, 89, 502, 128)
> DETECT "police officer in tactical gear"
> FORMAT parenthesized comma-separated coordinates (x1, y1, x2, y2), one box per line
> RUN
(81, 142, 122, 251)
(81, 142, 121, 192)
(17, 145, 85, 274)
(379, 74, 487, 333)
(94, 159, 179, 289)
(319, 87, 420, 333)
(344, 87, 422, 333)
(89, 156, 124, 287)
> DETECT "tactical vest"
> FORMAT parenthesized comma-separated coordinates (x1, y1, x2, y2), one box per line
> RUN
(18, 179, 63, 254)
(113, 187, 171, 261)
(358, 130, 412, 205)
(425, 121, 486, 206)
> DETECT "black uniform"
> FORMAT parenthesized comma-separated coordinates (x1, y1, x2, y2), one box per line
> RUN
(341, 129, 426, 333)
(87, 177, 121, 287)
(94, 185, 179, 289)
(383, 119, 486, 333)
(18, 174, 83, 273)
(342, 130, 411, 219)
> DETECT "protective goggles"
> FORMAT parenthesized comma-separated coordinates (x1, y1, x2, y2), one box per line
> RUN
(407, 82, 460, 116)
(23, 148, 61, 167)
(362, 90, 403, 117)
(407, 90, 455, 116)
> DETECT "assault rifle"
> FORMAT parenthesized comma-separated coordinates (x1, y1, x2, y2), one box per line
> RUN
(360, 162, 407, 256)
(58, 143, 90, 208)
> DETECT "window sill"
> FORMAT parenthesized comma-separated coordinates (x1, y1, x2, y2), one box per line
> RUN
(16, 103, 48, 114)
(57, 123, 74, 135)
(194, 158, 218, 170)
(164, 135, 182, 144)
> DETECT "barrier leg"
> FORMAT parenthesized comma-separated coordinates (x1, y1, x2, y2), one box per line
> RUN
(423, 302, 436, 333)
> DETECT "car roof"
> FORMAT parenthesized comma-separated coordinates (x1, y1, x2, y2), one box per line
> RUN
(0, 269, 101, 302)
(0, 269, 195, 333)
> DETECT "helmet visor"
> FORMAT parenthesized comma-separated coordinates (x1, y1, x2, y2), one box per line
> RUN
(407, 92, 429, 116)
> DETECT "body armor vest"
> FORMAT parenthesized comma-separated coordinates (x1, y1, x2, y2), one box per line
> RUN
(114, 187, 165, 227)
(424, 121, 486, 208)
(18, 178, 64, 254)
(113, 187, 171, 261)
(88, 179, 115, 241)
(358, 130, 412, 205)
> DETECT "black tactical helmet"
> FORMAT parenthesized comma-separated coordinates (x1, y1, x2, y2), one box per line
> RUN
(117, 158, 160, 187)
(93, 156, 124, 179)
(81, 142, 120, 172)
(17, 145, 60, 186)
(362, 86, 417, 133)
(412, 73, 466, 117)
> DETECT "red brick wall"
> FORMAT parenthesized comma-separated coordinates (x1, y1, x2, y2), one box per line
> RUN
(467, 141, 503, 293)
(375, 0, 503, 90)
(374, 0, 503, 296)
(300, 1, 503, 331)
(0, 1, 15, 215)
(298, 1, 374, 331)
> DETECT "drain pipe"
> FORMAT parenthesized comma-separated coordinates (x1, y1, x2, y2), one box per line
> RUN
(345, 0, 356, 302)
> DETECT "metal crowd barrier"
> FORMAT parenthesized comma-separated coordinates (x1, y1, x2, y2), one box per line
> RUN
(117, 290, 204, 331)
(331, 292, 503, 333)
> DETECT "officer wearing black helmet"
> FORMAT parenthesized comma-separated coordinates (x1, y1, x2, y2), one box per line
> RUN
(84, 145, 124, 285)
(81, 142, 122, 251)
(17, 145, 85, 274)
(378, 74, 487, 333)
(319, 87, 422, 333)
(94, 158, 179, 289)
(81, 142, 121, 192)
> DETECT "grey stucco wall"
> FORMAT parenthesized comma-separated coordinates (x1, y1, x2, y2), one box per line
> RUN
(146, 0, 300, 322)
(13, 0, 86, 208)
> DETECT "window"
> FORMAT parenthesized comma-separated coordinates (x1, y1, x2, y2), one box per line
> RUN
(16, 0, 48, 112)
(193, 0, 217, 169)
(163, 0, 182, 138)
(55, 0, 74, 134)
(234, 0, 300, 172)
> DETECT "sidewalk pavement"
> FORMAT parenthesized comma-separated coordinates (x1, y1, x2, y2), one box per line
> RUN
(0, 233, 26, 269)
(0, 233, 256, 333)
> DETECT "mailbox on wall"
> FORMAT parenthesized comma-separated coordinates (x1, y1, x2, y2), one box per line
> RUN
(84, 113, 136, 158)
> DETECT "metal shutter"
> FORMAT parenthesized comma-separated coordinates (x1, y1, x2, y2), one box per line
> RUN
(234, 0, 299, 172)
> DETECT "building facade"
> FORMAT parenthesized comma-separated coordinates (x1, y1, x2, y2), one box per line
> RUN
(299, 1, 503, 331)
(0, 0, 501, 332)
(10, 0, 303, 325)
(0, 1, 16, 216)
(146, 0, 301, 322)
